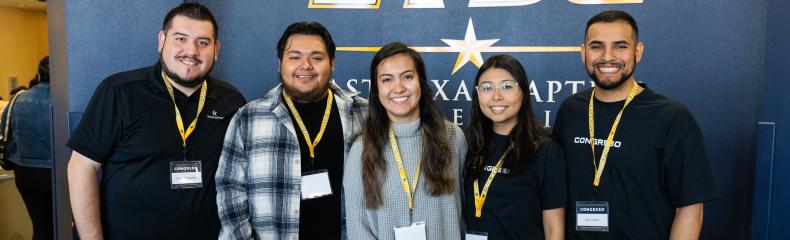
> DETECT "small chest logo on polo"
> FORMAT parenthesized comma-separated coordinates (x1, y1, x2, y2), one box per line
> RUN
(573, 136, 622, 148)
(207, 110, 224, 120)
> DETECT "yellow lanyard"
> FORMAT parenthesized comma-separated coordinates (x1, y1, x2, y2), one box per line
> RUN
(389, 127, 421, 212)
(282, 89, 333, 159)
(473, 144, 513, 218)
(161, 72, 208, 157)
(588, 81, 638, 188)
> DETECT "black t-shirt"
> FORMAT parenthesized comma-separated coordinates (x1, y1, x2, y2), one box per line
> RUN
(463, 134, 567, 239)
(68, 63, 246, 240)
(284, 94, 344, 240)
(552, 84, 719, 240)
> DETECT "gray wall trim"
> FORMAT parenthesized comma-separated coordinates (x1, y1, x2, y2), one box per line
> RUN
(48, 0, 73, 239)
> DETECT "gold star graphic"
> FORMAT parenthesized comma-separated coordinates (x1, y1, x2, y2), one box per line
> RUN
(440, 18, 499, 75)
(336, 17, 580, 75)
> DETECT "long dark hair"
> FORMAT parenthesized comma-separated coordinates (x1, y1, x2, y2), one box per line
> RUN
(361, 42, 455, 209)
(464, 54, 547, 182)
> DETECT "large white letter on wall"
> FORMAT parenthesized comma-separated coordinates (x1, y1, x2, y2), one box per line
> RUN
(568, 0, 643, 4)
(309, 0, 381, 9)
(468, 0, 541, 7)
(404, 0, 445, 8)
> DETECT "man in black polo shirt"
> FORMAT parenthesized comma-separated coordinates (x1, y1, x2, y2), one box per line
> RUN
(552, 10, 719, 239)
(66, 3, 245, 239)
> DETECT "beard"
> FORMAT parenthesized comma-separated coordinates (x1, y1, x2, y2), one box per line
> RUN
(587, 62, 636, 90)
(281, 77, 331, 103)
(160, 56, 213, 88)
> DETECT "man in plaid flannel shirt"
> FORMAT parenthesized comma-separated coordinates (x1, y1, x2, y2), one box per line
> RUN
(216, 22, 367, 239)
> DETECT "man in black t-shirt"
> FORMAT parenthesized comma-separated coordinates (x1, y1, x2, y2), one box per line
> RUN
(552, 10, 719, 240)
(67, 3, 245, 239)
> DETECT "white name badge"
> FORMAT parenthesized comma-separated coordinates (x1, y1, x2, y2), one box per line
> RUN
(394, 222, 427, 240)
(576, 201, 609, 232)
(465, 231, 488, 240)
(301, 170, 333, 200)
(170, 161, 203, 189)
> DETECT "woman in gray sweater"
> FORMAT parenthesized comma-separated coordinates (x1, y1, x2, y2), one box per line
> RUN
(344, 42, 467, 240)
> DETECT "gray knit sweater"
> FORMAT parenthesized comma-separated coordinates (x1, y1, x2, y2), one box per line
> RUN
(344, 119, 467, 240)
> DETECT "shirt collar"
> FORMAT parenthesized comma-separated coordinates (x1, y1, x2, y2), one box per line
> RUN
(266, 81, 357, 108)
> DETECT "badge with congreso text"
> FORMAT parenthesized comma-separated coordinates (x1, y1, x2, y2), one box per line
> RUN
(170, 161, 203, 189)
(576, 201, 609, 232)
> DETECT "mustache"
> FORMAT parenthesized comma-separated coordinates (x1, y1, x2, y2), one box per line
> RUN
(593, 61, 624, 67)
(176, 55, 203, 65)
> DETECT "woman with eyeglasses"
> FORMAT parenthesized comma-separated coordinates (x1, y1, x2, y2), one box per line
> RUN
(344, 42, 466, 240)
(463, 54, 566, 240)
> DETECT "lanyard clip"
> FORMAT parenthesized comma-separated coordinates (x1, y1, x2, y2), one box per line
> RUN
(592, 186, 599, 201)
(409, 208, 414, 224)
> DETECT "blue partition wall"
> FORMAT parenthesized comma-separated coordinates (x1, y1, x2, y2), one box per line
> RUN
(54, 1, 184, 238)
(753, 0, 790, 239)
(58, 1, 773, 239)
(65, 1, 182, 111)
(198, 1, 763, 239)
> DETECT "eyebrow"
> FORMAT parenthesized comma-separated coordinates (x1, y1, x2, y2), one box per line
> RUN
(286, 50, 327, 55)
(399, 70, 415, 76)
(588, 40, 630, 45)
(378, 69, 414, 78)
(480, 79, 515, 83)
(614, 40, 630, 45)
(171, 32, 213, 41)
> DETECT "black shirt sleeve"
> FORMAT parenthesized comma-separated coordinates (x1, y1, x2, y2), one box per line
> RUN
(550, 101, 567, 146)
(541, 138, 568, 210)
(67, 79, 123, 163)
(663, 107, 720, 207)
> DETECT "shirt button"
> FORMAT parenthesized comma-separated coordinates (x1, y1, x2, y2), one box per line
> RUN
(295, 159, 300, 164)
(294, 209, 299, 215)
(290, 236, 298, 240)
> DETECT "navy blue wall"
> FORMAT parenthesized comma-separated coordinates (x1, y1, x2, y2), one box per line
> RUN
(198, 1, 763, 239)
(66, 1, 182, 111)
(56, 1, 184, 237)
(61, 1, 769, 239)
(753, 0, 790, 239)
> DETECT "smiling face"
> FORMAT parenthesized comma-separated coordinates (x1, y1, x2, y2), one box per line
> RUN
(581, 20, 643, 91)
(476, 67, 523, 135)
(279, 34, 334, 102)
(376, 54, 422, 123)
(158, 15, 219, 88)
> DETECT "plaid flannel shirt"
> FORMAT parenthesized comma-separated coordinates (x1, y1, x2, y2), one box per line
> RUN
(216, 82, 367, 240)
